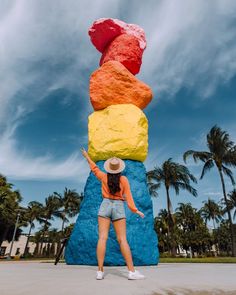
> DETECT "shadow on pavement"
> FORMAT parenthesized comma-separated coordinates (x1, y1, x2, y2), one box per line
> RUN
(153, 290, 236, 295)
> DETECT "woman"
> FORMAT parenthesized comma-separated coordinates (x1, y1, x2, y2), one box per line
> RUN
(81, 148, 145, 280)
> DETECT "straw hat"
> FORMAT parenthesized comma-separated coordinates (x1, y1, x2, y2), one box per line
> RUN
(104, 157, 125, 174)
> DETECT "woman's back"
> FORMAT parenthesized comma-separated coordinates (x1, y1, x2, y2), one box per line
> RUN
(89, 161, 138, 213)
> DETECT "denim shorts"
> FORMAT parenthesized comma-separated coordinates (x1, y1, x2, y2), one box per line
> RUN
(98, 198, 126, 221)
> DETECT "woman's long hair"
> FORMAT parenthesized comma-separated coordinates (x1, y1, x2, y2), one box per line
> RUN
(107, 173, 121, 195)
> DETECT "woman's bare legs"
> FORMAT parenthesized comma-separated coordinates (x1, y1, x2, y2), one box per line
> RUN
(97, 216, 111, 271)
(113, 218, 135, 272)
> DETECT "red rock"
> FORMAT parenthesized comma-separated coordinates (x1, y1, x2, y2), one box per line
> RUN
(89, 61, 152, 110)
(100, 34, 143, 75)
(88, 18, 146, 53)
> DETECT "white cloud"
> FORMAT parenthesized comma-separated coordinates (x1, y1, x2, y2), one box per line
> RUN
(0, 122, 90, 181)
(0, 0, 117, 180)
(1, 0, 236, 180)
(139, 0, 236, 100)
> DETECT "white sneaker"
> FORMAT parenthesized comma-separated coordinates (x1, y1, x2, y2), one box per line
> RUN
(96, 270, 104, 280)
(128, 270, 145, 280)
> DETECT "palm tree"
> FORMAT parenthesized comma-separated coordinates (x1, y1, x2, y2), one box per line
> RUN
(0, 174, 13, 190)
(148, 159, 197, 221)
(38, 195, 61, 255)
(225, 189, 236, 221)
(53, 188, 83, 257)
(147, 180, 160, 198)
(183, 125, 236, 256)
(176, 202, 197, 255)
(154, 209, 169, 252)
(32, 230, 43, 256)
(0, 175, 17, 246)
(176, 203, 212, 256)
(22, 201, 44, 256)
(40, 228, 60, 258)
(200, 199, 222, 229)
(200, 199, 223, 255)
(0, 187, 23, 247)
(147, 159, 197, 253)
(214, 220, 231, 255)
(53, 188, 83, 233)
(47, 228, 59, 257)
(63, 223, 75, 238)
(176, 203, 197, 231)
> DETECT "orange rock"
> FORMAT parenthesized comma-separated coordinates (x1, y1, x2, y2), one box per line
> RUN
(89, 61, 152, 110)
(100, 34, 143, 75)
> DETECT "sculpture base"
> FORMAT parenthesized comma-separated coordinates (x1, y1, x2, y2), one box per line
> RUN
(65, 160, 159, 265)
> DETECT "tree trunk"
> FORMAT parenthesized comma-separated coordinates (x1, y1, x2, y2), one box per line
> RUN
(23, 222, 33, 256)
(39, 219, 48, 256)
(165, 186, 176, 256)
(61, 216, 65, 233)
(56, 215, 66, 256)
(213, 218, 220, 256)
(218, 168, 236, 256)
(33, 242, 39, 256)
(165, 186, 171, 253)
(166, 186, 173, 228)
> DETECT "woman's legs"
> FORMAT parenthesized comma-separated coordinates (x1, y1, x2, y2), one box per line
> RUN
(97, 216, 111, 271)
(112, 218, 135, 272)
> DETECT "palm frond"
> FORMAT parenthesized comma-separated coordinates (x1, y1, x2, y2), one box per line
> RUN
(173, 182, 197, 197)
(200, 159, 214, 179)
(183, 150, 211, 163)
(147, 182, 160, 198)
(222, 165, 235, 186)
(222, 147, 236, 167)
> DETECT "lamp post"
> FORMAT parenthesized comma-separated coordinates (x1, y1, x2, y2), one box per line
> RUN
(7, 212, 20, 260)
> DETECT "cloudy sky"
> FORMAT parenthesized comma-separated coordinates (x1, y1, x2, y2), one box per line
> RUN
(1, 0, 236, 231)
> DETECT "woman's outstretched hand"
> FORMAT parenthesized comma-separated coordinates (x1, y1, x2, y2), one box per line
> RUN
(81, 147, 88, 159)
(136, 210, 145, 218)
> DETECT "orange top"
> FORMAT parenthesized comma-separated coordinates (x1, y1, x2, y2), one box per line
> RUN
(89, 160, 138, 213)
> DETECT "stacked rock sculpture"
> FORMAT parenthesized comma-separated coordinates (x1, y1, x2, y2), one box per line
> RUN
(65, 18, 159, 266)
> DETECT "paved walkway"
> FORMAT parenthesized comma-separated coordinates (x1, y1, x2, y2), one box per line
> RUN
(0, 262, 236, 295)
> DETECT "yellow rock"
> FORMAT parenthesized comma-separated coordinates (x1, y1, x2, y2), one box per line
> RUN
(88, 104, 148, 162)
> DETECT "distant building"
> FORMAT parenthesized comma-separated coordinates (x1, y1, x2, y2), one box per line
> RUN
(0, 233, 36, 256)
(0, 233, 59, 257)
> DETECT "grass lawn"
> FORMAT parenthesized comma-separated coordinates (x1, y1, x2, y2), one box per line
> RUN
(1, 257, 236, 264)
(160, 257, 236, 263)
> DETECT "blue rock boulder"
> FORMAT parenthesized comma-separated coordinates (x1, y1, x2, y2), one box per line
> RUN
(65, 160, 159, 265)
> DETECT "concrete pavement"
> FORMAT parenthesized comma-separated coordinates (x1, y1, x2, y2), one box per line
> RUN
(0, 262, 236, 295)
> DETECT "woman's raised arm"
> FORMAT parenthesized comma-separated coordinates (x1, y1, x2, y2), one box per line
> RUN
(81, 148, 106, 181)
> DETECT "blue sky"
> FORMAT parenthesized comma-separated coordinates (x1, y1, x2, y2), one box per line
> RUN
(1, 0, 236, 232)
